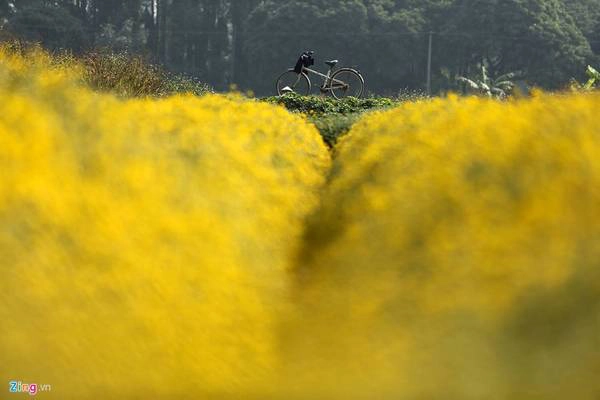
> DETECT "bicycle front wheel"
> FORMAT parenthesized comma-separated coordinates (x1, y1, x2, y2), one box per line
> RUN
(330, 69, 364, 99)
(276, 70, 311, 96)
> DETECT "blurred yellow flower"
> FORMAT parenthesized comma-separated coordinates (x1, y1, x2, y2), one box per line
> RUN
(2, 45, 600, 400)
(0, 48, 329, 399)
(287, 93, 600, 400)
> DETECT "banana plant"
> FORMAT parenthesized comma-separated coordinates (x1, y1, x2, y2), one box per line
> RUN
(583, 65, 599, 90)
(456, 63, 520, 99)
(570, 65, 599, 91)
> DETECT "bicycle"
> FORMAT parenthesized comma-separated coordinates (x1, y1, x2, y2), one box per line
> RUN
(275, 51, 364, 99)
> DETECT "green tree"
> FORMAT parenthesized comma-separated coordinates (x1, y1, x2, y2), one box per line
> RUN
(431, 0, 593, 90)
(161, 0, 229, 88)
(88, 0, 145, 51)
(6, 2, 89, 51)
(563, 0, 600, 38)
(2, 0, 597, 94)
(361, 0, 428, 94)
(231, 0, 260, 87)
(494, 0, 592, 87)
(592, 19, 600, 55)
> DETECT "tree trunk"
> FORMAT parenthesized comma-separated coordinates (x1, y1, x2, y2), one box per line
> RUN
(157, 0, 168, 64)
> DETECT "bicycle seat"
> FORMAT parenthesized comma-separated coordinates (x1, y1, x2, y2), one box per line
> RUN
(325, 60, 338, 68)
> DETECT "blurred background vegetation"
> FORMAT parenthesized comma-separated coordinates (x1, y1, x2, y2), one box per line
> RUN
(0, 0, 599, 96)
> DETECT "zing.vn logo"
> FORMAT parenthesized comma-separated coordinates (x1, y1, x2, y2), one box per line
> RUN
(9, 381, 52, 396)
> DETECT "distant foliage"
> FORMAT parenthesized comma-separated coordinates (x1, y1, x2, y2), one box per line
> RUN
(0, 42, 212, 97)
(2, 0, 600, 93)
(457, 61, 520, 99)
(4, 3, 88, 51)
(571, 65, 600, 90)
(81, 52, 213, 97)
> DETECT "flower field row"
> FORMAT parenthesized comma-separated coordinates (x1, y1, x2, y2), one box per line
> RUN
(288, 94, 600, 399)
(0, 48, 330, 398)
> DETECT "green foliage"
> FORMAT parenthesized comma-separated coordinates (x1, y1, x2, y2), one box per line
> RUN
(0, 40, 213, 97)
(96, 19, 146, 53)
(5, 3, 88, 51)
(263, 93, 399, 115)
(263, 93, 407, 146)
(584, 65, 600, 89)
(309, 113, 363, 147)
(244, 0, 598, 94)
(563, 0, 600, 37)
(4, 0, 600, 94)
(457, 61, 520, 99)
(432, 0, 594, 91)
(494, 0, 592, 88)
(81, 52, 212, 97)
(570, 65, 600, 90)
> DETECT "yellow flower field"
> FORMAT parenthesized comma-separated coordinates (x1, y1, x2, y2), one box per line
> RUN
(0, 48, 330, 398)
(287, 94, 600, 399)
(1, 48, 600, 400)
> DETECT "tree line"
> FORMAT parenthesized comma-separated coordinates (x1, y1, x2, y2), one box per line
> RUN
(1, 0, 599, 95)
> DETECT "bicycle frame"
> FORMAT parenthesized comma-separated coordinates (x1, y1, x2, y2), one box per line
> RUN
(302, 67, 348, 91)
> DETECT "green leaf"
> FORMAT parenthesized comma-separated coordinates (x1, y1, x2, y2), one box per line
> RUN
(481, 65, 489, 85)
(490, 87, 506, 98)
(586, 65, 599, 80)
(495, 81, 515, 90)
(583, 78, 595, 90)
(456, 76, 480, 90)
(495, 71, 521, 82)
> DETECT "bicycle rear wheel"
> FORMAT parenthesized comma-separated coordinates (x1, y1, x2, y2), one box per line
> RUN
(276, 70, 311, 96)
(330, 69, 364, 99)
